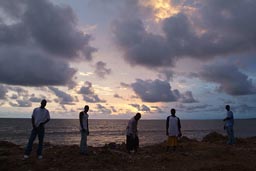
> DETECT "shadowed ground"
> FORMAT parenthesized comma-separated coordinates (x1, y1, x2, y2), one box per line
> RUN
(1, 132, 256, 171)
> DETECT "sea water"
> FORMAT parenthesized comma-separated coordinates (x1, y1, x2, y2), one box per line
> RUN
(0, 118, 256, 147)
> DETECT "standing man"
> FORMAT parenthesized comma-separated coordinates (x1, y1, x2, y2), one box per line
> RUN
(223, 105, 235, 145)
(166, 108, 182, 152)
(79, 105, 89, 155)
(24, 99, 50, 159)
(126, 113, 141, 153)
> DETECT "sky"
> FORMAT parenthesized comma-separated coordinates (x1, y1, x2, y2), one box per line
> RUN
(0, 0, 256, 119)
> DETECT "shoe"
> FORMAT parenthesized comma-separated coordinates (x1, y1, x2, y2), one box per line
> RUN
(23, 155, 29, 159)
(38, 155, 43, 160)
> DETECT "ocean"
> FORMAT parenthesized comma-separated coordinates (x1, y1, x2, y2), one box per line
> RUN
(0, 118, 256, 147)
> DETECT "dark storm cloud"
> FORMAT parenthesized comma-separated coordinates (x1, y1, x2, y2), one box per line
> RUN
(113, 93, 123, 99)
(120, 82, 130, 88)
(200, 64, 256, 96)
(141, 104, 150, 112)
(129, 103, 150, 112)
(0, 0, 96, 86)
(9, 99, 32, 107)
(23, 0, 97, 60)
(175, 103, 212, 112)
(48, 87, 75, 105)
(131, 79, 178, 102)
(179, 91, 198, 103)
(157, 69, 174, 81)
(151, 106, 164, 113)
(0, 84, 8, 99)
(78, 81, 106, 103)
(96, 104, 112, 114)
(131, 79, 197, 103)
(0, 47, 77, 86)
(94, 61, 111, 78)
(129, 104, 140, 110)
(112, 0, 256, 69)
(29, 97, 42, 103)
(0, 0, 26, 19)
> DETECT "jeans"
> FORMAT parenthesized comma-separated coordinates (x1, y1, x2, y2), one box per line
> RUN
(226, 126, 235, 144)
(126, 135, 139, 152)
(80, 130, 88, 153)
(24, 126, 45, 156)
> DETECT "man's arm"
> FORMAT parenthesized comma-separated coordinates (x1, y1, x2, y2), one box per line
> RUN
(166, 116, 169, 136)
(178, 118, 182, 137)
(223, 112, 233, 121)
(86, 117, 89, 135)
(32, 116, 36, 128)
(40, 118, 50, 126)
(79, 112, 85, 131)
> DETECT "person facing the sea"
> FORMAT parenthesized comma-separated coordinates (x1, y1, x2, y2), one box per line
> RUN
(223, 105, 235, 145)
(79, 105, 90, 155)
(24, 99, 50, 160)
(126, 113, 141, 154)
(166, 108, 182, 152)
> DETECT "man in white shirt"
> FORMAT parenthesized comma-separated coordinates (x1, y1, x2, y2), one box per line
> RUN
(79, 105, 89, 155)
(24, 99, 50, 159)
(223, 105, 235, 145)
(166, 108, 182, 152)
(126, 113, 141, 153)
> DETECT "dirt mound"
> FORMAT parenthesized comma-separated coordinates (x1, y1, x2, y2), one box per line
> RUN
(202, 132, 226, 143)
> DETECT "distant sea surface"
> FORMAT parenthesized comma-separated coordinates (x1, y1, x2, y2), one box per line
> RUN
(0, 118, 256, 147)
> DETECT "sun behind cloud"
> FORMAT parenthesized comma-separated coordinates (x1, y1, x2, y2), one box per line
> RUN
(141, 0, 180, 22)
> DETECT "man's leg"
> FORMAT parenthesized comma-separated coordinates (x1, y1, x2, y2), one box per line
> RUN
(134, 135, 139, 153)
(126, 135, 132, 153)
(37, 127, 45, 156)
(226, 127, 233, 144)
(230, 127, 235, 144)
(24, 128, 37, 156)
(80, 131, 86, 154)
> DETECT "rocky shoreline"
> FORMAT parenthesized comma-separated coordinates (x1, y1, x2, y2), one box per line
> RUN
(1, 132, 256, 171)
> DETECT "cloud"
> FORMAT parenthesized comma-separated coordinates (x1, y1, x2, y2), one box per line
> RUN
(113, 93, 123, 99)
(199, 63, 256, 96)
(120, 82, 130, 88)
(9, 99, 32, 107)
(112, 0, 256, 69)
(29, 95, 43, 103)
(151, 106, 164, 113)
(129, 104, 140, 110)
(131, 79, 179, 102)
(78, 81, 106, 103)
(129, 103, 151, 112)
(0, 0, 96, 86)
(0, 47, 77, 86)
(96, 104, 112, 114)
(48, 86, 75, 105)
(131, 79, 197, 103)
(141, 104, 150, 112)
(94, 61, 111, 78)
(179, 91, 198, 103)
(0, 84, 8, 99)
(176, 103, 211, 112)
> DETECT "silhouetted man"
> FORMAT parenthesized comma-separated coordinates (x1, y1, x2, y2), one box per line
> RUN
(126, 113, 141, 153)
(24, 99, 50, 159)
(224, 105, 235, 145)
(166, 108, 182, 152)
(79, 105, 90, 155)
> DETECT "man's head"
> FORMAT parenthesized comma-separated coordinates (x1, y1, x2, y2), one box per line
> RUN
(40, 99, 47, 108)
(84, 105, 89, 112)
(226, 105, 230, 111)
(171, 108, 176, 116)
(135, 113, 141, 121)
